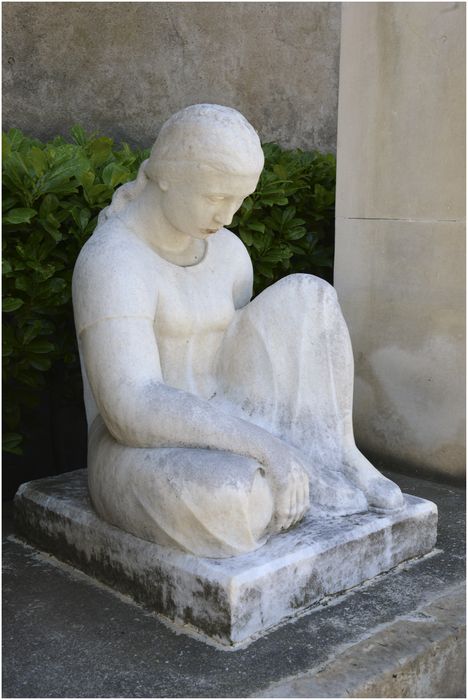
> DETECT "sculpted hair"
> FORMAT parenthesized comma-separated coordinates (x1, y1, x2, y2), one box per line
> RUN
(97, 104, 264, 225)
(147, 104, 264, 179)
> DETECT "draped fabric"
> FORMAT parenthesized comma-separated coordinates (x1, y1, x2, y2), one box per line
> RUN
(88, 273, 367, 558)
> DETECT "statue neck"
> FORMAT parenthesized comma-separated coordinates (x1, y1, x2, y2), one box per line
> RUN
(115, 184, 207, 266)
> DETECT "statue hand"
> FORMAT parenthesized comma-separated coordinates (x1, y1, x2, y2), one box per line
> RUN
(259, 442, 310, 533)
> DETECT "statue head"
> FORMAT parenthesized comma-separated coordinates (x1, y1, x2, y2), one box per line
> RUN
(145, 104, 264, 183)
(143, 105, 263, 237)
(98, 104, 264, 229)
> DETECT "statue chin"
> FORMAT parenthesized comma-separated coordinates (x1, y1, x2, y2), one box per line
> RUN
(72, 104, 404, 559)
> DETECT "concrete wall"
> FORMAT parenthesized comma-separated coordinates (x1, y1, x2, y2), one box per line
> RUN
(335, 3, 465, 481)
(2, 2, 341, 151)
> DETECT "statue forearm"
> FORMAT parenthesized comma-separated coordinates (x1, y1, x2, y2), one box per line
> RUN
(101, 378, 278, 464)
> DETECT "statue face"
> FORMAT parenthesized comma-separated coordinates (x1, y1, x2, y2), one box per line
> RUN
(158, 170, 260, 240)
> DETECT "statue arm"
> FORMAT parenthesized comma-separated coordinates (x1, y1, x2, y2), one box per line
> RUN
(80, 316, 309, 530)
(230, 233, 254, 309)
(81, 314, 282, 454)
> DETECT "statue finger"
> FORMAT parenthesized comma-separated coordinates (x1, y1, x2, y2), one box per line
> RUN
(302, 475, 310, 516)
(281, 482, 295, 530)
(293, 475, 308, 523)
(275, 492, 291, 531)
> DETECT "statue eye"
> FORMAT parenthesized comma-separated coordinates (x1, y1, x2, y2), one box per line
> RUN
(206, 195, 225, 203)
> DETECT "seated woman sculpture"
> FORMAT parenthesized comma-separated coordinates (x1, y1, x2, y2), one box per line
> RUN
(72, 104, 403, 558)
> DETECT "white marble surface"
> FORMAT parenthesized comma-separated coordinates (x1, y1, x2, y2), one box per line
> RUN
(14, 470, 438, 646)
(72, 104, 404, 558)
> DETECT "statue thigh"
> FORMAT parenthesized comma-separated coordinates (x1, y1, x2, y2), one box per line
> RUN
(87, 416, 274, 558)
(216, 273, 354, 462)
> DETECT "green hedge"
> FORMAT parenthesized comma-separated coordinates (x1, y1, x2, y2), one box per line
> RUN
(2, 126, 336, 455)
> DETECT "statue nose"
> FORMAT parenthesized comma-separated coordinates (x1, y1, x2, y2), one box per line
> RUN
(215, 205, 236, 227)
(214, 213, 231, 227)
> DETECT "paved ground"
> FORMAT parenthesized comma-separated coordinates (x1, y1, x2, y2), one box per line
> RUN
(2, 470, 465, 698)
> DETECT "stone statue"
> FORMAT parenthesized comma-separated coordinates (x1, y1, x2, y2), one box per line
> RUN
(72, 104, 403, 559)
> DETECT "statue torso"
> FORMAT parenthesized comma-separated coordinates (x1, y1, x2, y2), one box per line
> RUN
(73, 220, 252, 407)
(151, 232, 239, 397)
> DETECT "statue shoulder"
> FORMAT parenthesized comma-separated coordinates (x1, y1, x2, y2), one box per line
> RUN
(74, 221, 148, 279)
(72, 221, 158, 334)
(215, 229, 253, 308)
(216, 228, 252, 269)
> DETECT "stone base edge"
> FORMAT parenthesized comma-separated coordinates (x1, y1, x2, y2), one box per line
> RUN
(14, 471, 438, 646)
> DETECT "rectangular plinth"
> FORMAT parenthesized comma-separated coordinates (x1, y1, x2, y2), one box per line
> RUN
(14, 469, 438, 647)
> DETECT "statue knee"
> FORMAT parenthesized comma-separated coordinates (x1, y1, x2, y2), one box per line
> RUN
(295, 273, 337, 299)
(272, 272, 335, 296)
(89, 429, 275, 558)
(179, 463, 274, 557)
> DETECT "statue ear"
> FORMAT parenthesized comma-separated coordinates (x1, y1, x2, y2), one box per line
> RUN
(158, 179, 169, 192)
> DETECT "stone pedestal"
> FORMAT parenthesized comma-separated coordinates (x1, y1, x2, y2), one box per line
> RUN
(14, 469, 437, 647)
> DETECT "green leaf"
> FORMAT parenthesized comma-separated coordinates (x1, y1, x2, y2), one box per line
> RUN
(3, 207, 37, 224)
(15, 369, 44, 389)
(40, 217, 62, 242)
(21, 320, 44, 345)
(285, 226, 307, 241)
(2, 432, 23, 455)
(78, 170, 95, 189)
(247, 222, 265, 234)
(272, 164, 289, 179)
(281, 207, 296, 225)
(70, 205, 91, 232)
(261, 196, 289, 207)
(255, 263, 275, 279)
(29, 146, 48, 176)
(88, 137, 113, 167)
(39, 194, 60, 218)
(2, 132, 11, 159)
(240, 196, 254, 214)
(3, 297, 24, 312)
(70, 124, 89, 146)
(2, 194, 19, 212)
(288, 244, 306, 254)
(239, 228, 254, 246)
(251, 232, 270, 253)
(7, 128, 25, 151)
(2, 341, 13, 357)
(29, 356, 52, 371)
(102, 162, 131, 188)
(261, 248, 292, 263)
(14, 275, 33, 293)
(47, 277, 67, 293)
(35, 148, 88, 196)
(27, 339, 55, 354)
(4, 401, 21, 430)
(85, 183, 112, 205)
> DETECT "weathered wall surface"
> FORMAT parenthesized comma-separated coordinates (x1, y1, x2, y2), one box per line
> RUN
(2, 2, 340, 151)
(334, 3, 465, 481)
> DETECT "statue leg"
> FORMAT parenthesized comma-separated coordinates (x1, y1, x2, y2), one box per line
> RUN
(215, 273, 403, 512)
(88, 416, 274, 558)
